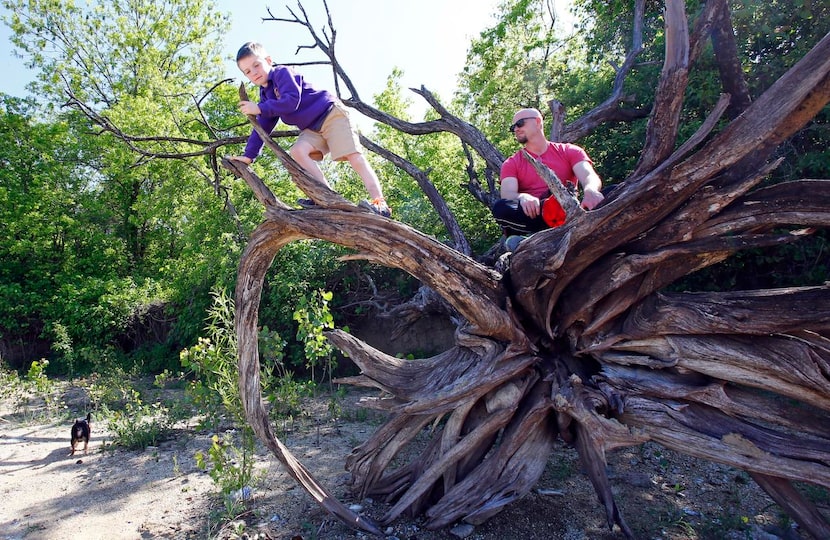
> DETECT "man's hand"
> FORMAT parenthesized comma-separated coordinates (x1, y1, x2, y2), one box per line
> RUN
(238, 100, 261, 116)
(518, 192, 542, 218)
(581, 186, 604, 210)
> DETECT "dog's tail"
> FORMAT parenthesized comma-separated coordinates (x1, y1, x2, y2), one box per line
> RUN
(85, 412, 91, 423)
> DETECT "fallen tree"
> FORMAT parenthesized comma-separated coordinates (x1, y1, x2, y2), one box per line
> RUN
(64, 0, 830, 536)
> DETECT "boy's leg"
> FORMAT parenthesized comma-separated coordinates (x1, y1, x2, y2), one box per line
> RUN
(318, 102, 384, 198)
(290, 139, 329, 186)
(345, 152, 384, 200)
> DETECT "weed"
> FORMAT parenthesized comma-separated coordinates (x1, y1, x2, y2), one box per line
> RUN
(327, 390, 343, 421)
(546, 456, 577, 482)
(2, 359, 61, 420)
(671, 515, 697, 536)
(104, 389, 174, 449)
(293, 289, 337, 389)
(26, 359, 52, 396)
(799, 482, 830, 505)
(195, 430, 260, 496)
(264, 371, 315, 421)
(0, 365, 20, 401)
(154, 369, 187, 389)
(182, 288, 265, 524)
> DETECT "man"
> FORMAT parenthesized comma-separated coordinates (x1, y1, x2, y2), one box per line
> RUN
(492, 108, 604, 246)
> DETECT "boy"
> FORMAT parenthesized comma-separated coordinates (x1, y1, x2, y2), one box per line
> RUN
(228, 42, 390, 217)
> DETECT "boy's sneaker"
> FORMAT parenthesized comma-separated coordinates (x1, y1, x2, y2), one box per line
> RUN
(297, 198, 317, 208)
(504, 235, 528, 252)
(359, 197, 391, 218)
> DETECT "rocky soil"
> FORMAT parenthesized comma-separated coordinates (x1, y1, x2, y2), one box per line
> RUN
(1, 381, 824, 540)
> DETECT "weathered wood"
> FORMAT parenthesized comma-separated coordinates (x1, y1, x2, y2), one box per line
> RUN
(751, 473, 830, 539)
(631, 0, 689, 177)
(234, 221, 384, 536)
(617, 398, 830, 486)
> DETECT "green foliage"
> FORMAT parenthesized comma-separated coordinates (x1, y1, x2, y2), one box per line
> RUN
(0, 0, 827, 383)
(258, 242, 350, 365)
(1, 1, 252, 375)
(293, 289, 336, 385)
(454, 0, 829, 288)
(372, 72, 501, 246)
(104, 388, 174, 450)
(2, 0, 228, 104)
(194, 431, 259, 496)
(456, 0, 572, 143)
(179, 288, 243, 427)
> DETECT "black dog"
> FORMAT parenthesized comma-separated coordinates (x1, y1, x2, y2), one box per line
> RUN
(70, 412, 91, 456)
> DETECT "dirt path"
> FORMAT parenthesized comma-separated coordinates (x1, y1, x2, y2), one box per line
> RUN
(0, 387, 819, 540)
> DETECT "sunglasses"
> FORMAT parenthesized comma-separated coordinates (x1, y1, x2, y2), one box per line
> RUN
(509, 116, 536, 132)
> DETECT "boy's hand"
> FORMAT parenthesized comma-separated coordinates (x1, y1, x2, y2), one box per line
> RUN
(227, 155, 252, 164)
(238, 100, 261, 116)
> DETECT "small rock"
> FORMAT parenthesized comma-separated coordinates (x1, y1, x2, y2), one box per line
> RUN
(348, 503, 364, 513)
(748, 524, 783, 540)
(617, 472, 653, 488)
(449, 523, 475, 538)
(536, 488, 565, 496)
(75, 459, 83, 465)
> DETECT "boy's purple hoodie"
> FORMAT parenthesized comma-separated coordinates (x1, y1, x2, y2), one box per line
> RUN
(243, 64, 335, 160)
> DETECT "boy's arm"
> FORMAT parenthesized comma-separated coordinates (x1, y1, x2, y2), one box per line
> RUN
(241, 72, 291, 161)
(238, 67, 302, 161)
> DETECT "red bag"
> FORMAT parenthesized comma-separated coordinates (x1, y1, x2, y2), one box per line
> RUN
(541, 198, 566, 228)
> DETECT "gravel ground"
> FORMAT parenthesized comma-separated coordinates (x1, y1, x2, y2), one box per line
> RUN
(1, 383, 824, 540)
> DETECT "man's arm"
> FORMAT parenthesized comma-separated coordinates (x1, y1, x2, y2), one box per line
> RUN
(500, 176, 520, 199)
(573, 160, 604, 210)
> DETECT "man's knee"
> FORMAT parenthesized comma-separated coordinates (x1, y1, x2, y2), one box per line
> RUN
(492, 198, 519, 220)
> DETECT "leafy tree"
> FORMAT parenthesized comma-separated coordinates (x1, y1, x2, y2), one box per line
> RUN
(0, 0, 252, 369)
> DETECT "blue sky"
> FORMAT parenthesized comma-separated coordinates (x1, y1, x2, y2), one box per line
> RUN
(0, 0, 504, 114)
(215, 0, 504, 108)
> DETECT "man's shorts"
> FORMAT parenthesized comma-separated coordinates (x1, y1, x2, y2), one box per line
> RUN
(296, 101, 363, 162)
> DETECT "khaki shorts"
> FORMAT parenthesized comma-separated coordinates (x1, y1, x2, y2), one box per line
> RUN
(296, 101, 363, 161)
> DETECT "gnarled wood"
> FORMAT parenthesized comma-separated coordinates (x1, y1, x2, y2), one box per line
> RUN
(221, 3, 830, 538)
